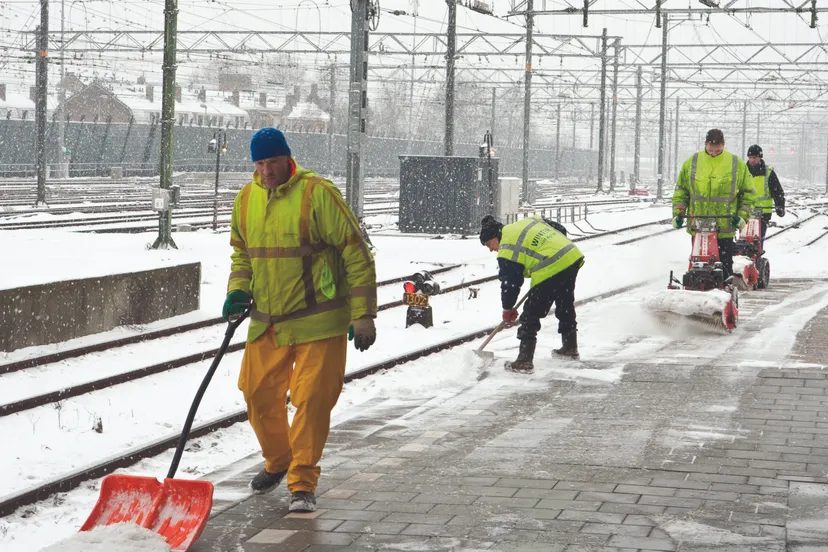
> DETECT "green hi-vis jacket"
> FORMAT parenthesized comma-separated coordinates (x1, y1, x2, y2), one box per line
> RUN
(672, 150, 755, 238)
(228, 161, 377, 344)
(752, 165, 775, 215)
(497, 216, 584, 288)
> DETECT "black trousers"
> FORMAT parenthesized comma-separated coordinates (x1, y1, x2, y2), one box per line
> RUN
(517, 261, 581, 342)
(761, 213, 771, 241)
(690, 235, 734, 280)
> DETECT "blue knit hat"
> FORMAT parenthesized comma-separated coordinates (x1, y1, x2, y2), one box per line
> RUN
(250, 128, 291, 162)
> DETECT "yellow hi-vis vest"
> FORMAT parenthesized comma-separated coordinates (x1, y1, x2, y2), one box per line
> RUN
(227, 161, 377, 344)
(497, 216, 584, 288)
(752, 165, 775, 215)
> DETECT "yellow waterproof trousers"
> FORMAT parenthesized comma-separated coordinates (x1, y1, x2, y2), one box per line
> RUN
(238, 331, 346, 493)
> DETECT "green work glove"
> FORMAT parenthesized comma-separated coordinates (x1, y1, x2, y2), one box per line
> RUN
(222, 290, 250, 321)
(348, 324, 354, 341)
(732, 216, 746, 231)
(671, 215, 684, 229)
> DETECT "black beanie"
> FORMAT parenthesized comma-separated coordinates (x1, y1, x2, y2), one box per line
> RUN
(479, 215, 504, 244)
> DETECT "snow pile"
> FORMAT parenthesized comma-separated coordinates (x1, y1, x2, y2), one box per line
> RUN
(39, 523, 170, 552)
(643, 288, 731, 316)
(732, 255, 753, 278)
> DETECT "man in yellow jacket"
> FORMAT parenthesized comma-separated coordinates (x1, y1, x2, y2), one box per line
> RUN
(480, 215, 584, 374)
(672, 129, 755, 280)
(223, 128, 377, 513)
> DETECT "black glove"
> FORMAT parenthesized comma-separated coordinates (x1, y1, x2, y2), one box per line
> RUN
(776, 206, 785, 217)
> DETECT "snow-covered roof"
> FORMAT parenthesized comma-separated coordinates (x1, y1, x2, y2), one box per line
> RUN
(0, 93, 57, 112)
(285, 101, 329, 122)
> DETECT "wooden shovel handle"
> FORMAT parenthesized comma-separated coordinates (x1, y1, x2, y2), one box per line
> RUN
(476, 291, 530, 352)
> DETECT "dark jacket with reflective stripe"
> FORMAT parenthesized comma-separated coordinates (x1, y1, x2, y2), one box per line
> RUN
(748, 160, 785, 209)
(228, 160, 377, 344)
(497, 219, 580, 309)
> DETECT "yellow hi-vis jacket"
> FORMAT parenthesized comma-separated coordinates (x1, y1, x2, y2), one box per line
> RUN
(497, 216, 584, 288)
(227, 161, 377, 344)
(752, 165, 775, 215)
(672, 150, 755, 238)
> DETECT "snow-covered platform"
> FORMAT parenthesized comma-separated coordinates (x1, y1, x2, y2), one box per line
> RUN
(189, 278, 828, 552)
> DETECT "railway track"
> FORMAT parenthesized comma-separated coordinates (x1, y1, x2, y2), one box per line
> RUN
(0, 218, 675, 417)
(0, 279, 647, 518)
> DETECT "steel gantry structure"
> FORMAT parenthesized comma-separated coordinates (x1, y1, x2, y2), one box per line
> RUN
(14, 0, 828, 206)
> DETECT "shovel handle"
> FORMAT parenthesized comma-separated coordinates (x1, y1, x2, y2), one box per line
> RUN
(476, 291, 530, 353)
(167, 308, 250, 479)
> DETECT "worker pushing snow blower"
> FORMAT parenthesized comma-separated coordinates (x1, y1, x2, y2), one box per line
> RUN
(731, 208, 769, 291)
(645, 128, 756, 332)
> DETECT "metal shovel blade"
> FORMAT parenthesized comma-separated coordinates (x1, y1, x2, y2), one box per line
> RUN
(474, 350, 495, 381)
(80, 474, 213, 551)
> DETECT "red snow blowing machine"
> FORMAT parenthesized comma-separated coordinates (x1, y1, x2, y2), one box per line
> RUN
(645, 215, 739, 332)
(731, 209, 769, 291)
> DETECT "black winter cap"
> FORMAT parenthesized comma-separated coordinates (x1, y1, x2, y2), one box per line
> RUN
(479, 215, 503, 244)
(747, 144, 763, 158)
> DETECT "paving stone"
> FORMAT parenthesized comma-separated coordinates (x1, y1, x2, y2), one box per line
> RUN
(637, 495, 703, 508)
(316, 499, 374, 511)
(614, 484, 676, 497)
(686, 473, 749, 484)
(399, 523, 472, 537)
(580, 522, 651, 537)
(321, 489, 359, 500)
(555, 510, 626, 524)
(246, 529, 297, 544)
(382, 512, 455, 525)
(282, 531, 357, 547)
(331, 520, 409, 534)
(351, 491, 417, 502)
(495, 478, 558, 489)
(598, 502, 666, 515)
(535, 499, 603, 512)
(267, 518, 344, 532)
(319, 509, 389, 522)
(475, 496, 540, 508)
(460, 485, 519, 497)
(411, 493, 478, 505)
(709, 483, 761, 494)
(576, 491, 639, 504)
(674, 489, 741, 501)
(606, 535, 677, 550)
(554, 481, 618, 493)
(622, 515, 657, 526)
(648, 477, 711, 490)
(365, 501, 435, 514)
(460, 476, 500, 486)
(514, 488, 579, 500)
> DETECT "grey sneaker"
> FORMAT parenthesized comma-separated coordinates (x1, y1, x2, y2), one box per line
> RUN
(289, 491, 317, 513)
(249, 469, 287, 494)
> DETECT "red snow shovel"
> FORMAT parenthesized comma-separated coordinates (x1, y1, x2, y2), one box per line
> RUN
(80, 308, 250, 551)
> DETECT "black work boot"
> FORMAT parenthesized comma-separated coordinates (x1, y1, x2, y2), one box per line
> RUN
(505, 339, 536, 374)
(250, 468, 287, 494)
(289, 491, 317, 513)
(553, 331, 579, 360)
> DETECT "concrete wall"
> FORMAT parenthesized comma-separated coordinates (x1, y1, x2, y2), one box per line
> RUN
(0, 263, 201, 352)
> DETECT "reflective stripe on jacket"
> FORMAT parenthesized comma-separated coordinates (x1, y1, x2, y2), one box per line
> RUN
(752, 165, 774, 214)
(497, 216, 584, 288)
(671, 150, 755, 238)
(228, 160, 377, 344)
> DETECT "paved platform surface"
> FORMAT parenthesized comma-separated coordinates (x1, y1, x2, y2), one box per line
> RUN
(191, 279, 828, 552)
